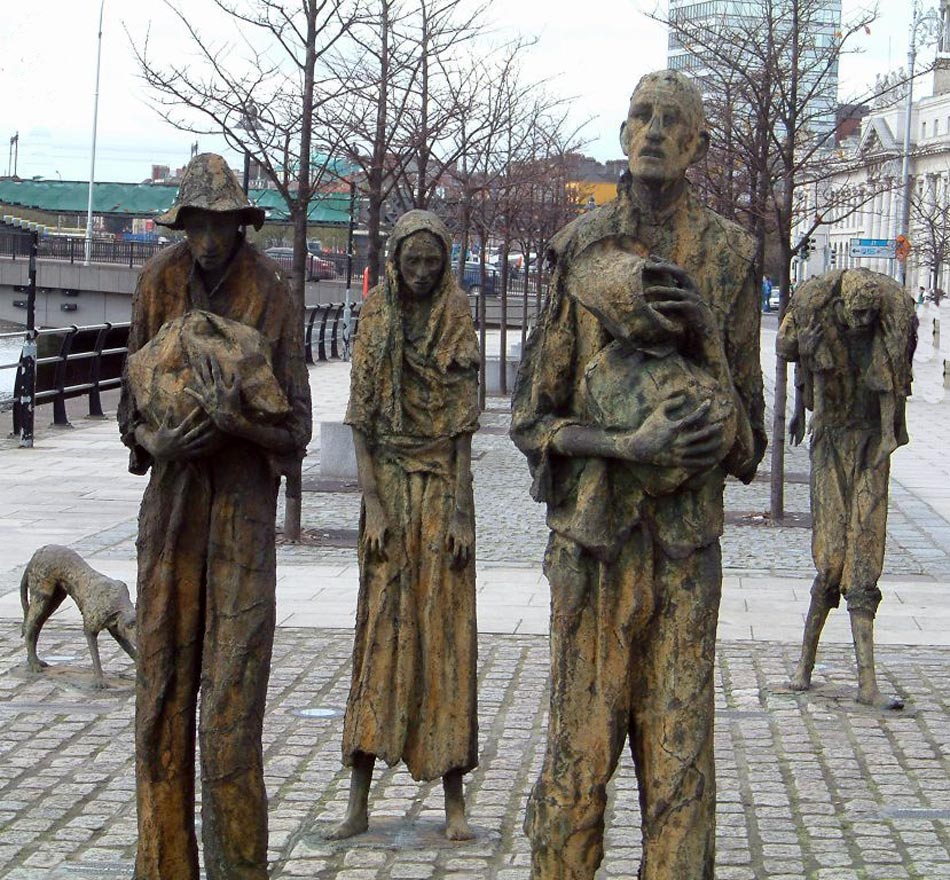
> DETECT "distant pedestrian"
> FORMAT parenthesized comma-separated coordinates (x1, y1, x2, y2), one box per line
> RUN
(762, 275, 773, 311)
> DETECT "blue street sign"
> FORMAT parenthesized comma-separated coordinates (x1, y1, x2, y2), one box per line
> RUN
(849, 238, 896, 258)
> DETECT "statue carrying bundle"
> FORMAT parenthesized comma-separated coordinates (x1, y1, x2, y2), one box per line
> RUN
(126, 309, 290, 444)
(578, 249, 738, 496)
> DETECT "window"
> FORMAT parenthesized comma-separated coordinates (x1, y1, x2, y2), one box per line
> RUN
(922, 121, 927, 139)
(936, 119, 941, 136)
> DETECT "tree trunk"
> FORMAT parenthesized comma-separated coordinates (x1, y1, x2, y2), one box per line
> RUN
(283, 9, 318, 543)
(769, 0, 800, 523)
(457, 191, 471, 286)
(415, 2, 431, 209)
(520, 247, 531, 354)
(367, 0, 390, 287)
(499, 236, 510, 395)
(478, 230, 487, 410)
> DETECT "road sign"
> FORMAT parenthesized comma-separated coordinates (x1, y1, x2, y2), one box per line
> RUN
(849, 238, 896, 258)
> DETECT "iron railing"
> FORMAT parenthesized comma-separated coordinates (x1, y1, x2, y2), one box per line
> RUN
(0, 231, 165, 268)
(9, 322, 130, 435)
(3, 305, 360, 436)
(305, 302, 361, 363)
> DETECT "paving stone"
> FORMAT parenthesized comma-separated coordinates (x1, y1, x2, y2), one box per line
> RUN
(3, 329, 950, 878)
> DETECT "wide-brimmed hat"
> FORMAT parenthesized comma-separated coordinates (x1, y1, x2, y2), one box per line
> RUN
(156, 152, 266, 230)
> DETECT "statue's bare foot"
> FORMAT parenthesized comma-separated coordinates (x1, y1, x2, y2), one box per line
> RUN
(445, 813, 475, 841)
(787, 666, 812, 692)
(442, 770, 473, 840)
(856, 689, 904, 711)
(326, 812, 369, 840)
(27, 657, 49, 672)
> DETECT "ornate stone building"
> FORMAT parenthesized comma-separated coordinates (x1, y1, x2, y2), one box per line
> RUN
(799, 59, 950, 294)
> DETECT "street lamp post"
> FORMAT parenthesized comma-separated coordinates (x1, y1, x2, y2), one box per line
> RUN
(84, 0, 105, 267)
(896, 1, 941, 286)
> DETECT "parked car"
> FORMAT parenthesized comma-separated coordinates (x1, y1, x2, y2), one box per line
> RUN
(264, 246, 337, 281)
(455, 260, 498, 297)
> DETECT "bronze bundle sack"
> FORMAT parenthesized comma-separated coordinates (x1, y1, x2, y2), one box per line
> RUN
(574, 249, 737, 495)
(126, 309, 291, 434)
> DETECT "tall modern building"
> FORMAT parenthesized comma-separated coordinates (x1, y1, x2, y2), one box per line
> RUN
(666, 0, 843, 137)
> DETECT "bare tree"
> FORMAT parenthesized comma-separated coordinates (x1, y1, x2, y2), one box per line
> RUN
(910, 169, 950, 294)
(132, 1, 360, 304)
(434, 42, 576, 405)
(318, 0, 489, 285)
(131, 0, 362, 539)
(498, 112, 588, 379)
(659, 0, 906, 519)
(392, 0, 490, 211)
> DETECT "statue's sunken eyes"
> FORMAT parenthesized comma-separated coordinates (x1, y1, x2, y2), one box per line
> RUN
(398, 231, 445, 299)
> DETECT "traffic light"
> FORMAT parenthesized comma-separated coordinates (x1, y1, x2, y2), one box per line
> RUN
(798, 237, 814, 260)
(829, 248, 837, 268)
(895, 234, 911, 261)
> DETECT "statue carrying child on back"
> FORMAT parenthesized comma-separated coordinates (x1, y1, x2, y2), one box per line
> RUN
(779, 267, 917, 710)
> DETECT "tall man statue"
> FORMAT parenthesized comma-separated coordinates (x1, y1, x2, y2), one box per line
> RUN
(118, 153, 312, 879)
(778, 267, 916, 710)
(511, 70, 766, 880)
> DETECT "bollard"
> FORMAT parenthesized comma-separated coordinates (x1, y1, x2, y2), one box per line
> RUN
(934, 317, 941, 350)
(944, 360, 950, 390)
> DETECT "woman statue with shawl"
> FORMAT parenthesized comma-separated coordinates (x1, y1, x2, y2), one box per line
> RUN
(332, 210, 480, 840)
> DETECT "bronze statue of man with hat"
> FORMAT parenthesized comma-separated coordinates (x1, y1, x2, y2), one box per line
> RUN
(118, 153, 312, 880)
(511, 71, 766, 879)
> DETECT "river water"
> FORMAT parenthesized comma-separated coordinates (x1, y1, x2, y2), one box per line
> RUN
(0, 334, 24, 405)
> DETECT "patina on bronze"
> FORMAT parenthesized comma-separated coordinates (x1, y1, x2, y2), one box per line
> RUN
(331, 209, 479, 842)
(511, 70, 766, 880)
(778, 267, 917, 711)
(117, 153, 312, 880)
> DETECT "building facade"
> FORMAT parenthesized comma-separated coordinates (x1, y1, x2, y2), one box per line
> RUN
(667, 0, 842, 136)
(798, 61, 950, 295)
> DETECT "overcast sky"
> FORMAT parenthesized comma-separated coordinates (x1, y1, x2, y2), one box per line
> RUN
(0, 0, 928, 184)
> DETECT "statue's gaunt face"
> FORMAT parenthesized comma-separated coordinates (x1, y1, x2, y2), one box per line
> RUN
(624, 81, 705, 186)
(182, 210, 242, 273)
(398, 231, 445, 300)
(839, 275, 882, 333)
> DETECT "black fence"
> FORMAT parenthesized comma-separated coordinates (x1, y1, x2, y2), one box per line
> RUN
(8, 322, 130, 434)
(2, 304, 361, 435)
(0, 230, 165, 268)
(305, 302, 361, 363)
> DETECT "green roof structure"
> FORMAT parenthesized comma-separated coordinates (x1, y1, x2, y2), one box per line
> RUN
(0, 178, 351, 225)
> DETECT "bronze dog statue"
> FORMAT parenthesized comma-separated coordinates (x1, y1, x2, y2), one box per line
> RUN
(21, 545, 137, 688)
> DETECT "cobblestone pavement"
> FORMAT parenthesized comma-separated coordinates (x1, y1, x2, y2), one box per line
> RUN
(5, 321, 950, 877)
(2, 624, 950, 879)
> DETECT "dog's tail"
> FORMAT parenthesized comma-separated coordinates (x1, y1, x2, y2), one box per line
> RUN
(19, 567, 29, 636)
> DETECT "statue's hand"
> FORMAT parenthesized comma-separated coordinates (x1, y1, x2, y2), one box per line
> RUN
(185, 355, 246, 435)
(648, 287, 722, 345)
(644, 260, 696, 291)
(363, 494, 389, 560)
(615, 392, 726, 470)
(445, 509, 474, 570)
(644, 261, 722, 343)
(138, 406, 217, 461)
